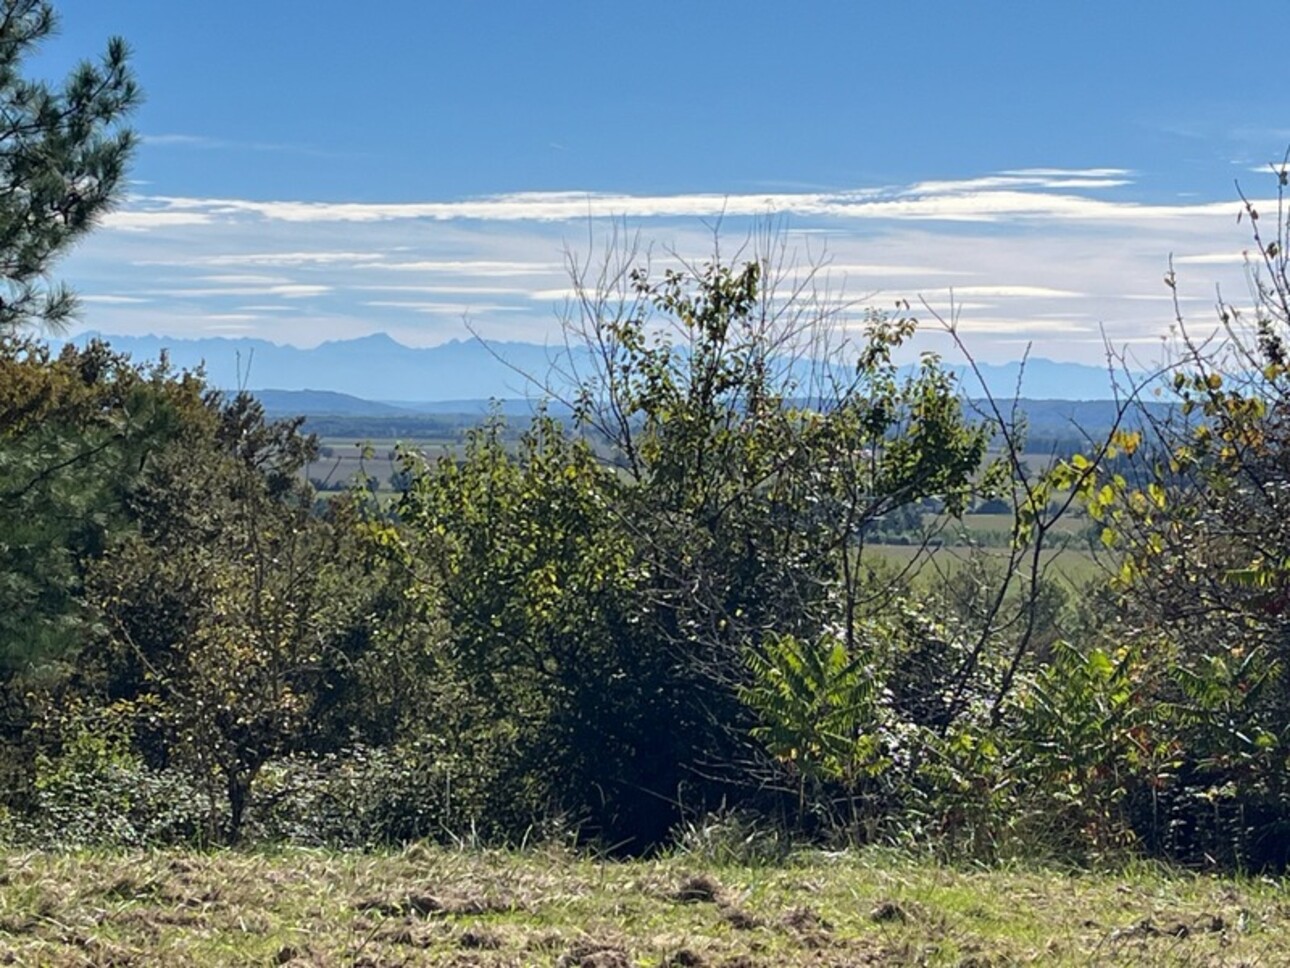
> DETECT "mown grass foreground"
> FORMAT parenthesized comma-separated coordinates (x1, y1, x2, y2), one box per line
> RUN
(0, 847, 1286, 965)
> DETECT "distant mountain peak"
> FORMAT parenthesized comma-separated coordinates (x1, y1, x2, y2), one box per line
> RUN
(331, 331, 403, 348)
(60, 331, 1128, 402)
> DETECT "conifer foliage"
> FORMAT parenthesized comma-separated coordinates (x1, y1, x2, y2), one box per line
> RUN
(0, 0, 138, 332)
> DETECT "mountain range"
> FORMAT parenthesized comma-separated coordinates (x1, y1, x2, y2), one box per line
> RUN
(67, 331, 1137, 403)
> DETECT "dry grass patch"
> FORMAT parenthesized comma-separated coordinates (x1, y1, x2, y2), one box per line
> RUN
(0, 846, 1285, 965)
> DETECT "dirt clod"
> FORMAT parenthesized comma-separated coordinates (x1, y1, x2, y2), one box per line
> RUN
(869, 900, 908, 923)
(672, 873, 722, 904)
(720, 905, 762, 930)
(405, 893, 444, 915)
(1109, 918, 1161, 941)
(781, 906, 831, 932)
(356, 891, 512, 919)
(381, 921, 442, 948)
(459, 927, 502, 949)
(557, 942, 631, 968)
(662, 948, 705, 966)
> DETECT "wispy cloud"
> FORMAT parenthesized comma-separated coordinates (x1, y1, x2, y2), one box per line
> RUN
(934, 285, 1085, 298)
(103, 210, 215, 230)
(199, 273, 294, 285)
(352, 284, 530, 295)
(141, 132, 356, 159)
(101, 173, 1251, 228)
(1000, 167, 1133, 178)
(816, 263, 974, 277)
(363, 300, 529, 315)
(902, 173, 1132, 194)
(1173, 252, 1250, 265)
(59, 164, 1271, 363)
(947, 317, 1096, 335)
(358, 259, 565, 275)
(142, 134, 225, 147)
(137, 251, 387, 268)
(80, 294, 151, 305)
(141, 284, 332, 298)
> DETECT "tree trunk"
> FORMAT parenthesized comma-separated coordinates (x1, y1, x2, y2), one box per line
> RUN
(226, 768, 252, 845)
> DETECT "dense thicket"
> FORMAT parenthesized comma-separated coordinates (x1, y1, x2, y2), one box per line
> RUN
(5, 198, 1290, 867)
(9, 0, 1290, 870)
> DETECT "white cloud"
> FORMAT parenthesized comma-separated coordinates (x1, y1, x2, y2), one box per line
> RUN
(903, 174, 1132, 194)
(101, 180, 1252, 229)
(527, 288, 584, 301)
(1000, 167, 1133, 178)
(816, 263, 974, 277)
(199, 273, 293, 285)
(933, 285, 1085, 298)
(359, 259, 565, 274)
(101, 210, 215, 230)
(141, 250, 386, 267)
(143, 284, 332, 298)
(58, 163, 1272, 365)
(1122, 293, 1209, 302)
(362, 300, 529, 315)
(945, 318, 1096, 335)
(80, 294, 151, 304)
(1173, 252, 1250, 265)
(352, 284, 530, 295)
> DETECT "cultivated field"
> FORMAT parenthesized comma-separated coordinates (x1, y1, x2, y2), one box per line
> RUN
(0, 847, 1284, 965)
(865, 543, 1107, 590)
(307, 437, 460, 493)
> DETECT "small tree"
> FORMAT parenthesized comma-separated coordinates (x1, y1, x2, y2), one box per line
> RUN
(553, 236, 988, 674)
(1054, 162, 1290, 868)
(406, 231, 993, 846)
(89, 393, 375, 843)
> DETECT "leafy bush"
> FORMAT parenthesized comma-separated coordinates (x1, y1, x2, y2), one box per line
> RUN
(2, 702, 211, 848)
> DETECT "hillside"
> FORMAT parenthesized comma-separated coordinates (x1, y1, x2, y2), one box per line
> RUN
(250, 389, 417, 416)
(250, 386, 1171, 452)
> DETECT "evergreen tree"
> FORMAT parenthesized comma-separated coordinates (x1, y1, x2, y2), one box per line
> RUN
(0, 0, 138, 332)
(0, 1, 140, 670)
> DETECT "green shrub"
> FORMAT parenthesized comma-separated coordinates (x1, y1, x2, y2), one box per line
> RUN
(3, 704, 211, 848)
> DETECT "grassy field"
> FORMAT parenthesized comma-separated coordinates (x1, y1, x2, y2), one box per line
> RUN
(0, 846, 1284, 965)
(954, 512, 1090, 537)
(864, 543, 1108, 590)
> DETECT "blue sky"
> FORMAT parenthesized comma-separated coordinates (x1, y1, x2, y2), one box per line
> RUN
(35, 1, 1290, 364)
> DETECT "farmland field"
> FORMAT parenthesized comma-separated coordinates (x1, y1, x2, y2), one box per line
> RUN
(307, 437, 461, 493)
(864, 542, 1107, 590)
